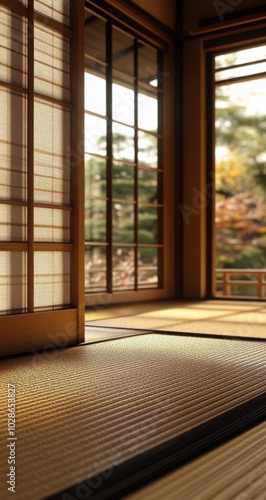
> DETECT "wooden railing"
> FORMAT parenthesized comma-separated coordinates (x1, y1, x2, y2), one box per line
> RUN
(216, 269, 266, 299)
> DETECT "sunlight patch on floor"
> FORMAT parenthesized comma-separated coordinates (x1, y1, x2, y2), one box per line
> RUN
(86, 300, 266, 339)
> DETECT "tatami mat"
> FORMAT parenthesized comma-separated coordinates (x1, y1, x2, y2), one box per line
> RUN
(0, 334, 265, 499)
(163, 319, 266, 338)
(84, 326, 150, 343)
(126, 421, 266, 500)
(88, 316, 185, 330)
(86, 300, 266, 339)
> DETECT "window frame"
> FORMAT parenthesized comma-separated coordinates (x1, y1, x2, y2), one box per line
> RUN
(182, 14, 266, 300)
(84, 1, 175, 307)
(205, 29, 266, 299)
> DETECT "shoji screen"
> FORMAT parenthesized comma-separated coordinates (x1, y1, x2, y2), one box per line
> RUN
(0, 0, 84, 355)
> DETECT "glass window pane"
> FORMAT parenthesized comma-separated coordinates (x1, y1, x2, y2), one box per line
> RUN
(86, 58, 106, 80)
(216, 79, 266, 123)
(113, 163, 134, 200)
(113, 246, 135, 290)
(113, 27, 134, 76)
(35, 23, 70, 101)
(138, 169, 158, 203)
(0, 251, 27, 315)
(83, 25, 163, 293)
(138, 247, 158, 289)
(0, 7, 27, 87)
(113, 123, 134, 162)
(0, 87, 27, 201)
(34, 252, 70, 310)
(113, 82, 134, 126)
(85, 114, 107, 155)
(138, 92, 158, 133)
(85, 13, 106, 62)
(113, 202, 134, 243)
(138, 131, 158, 168)
(0, 204, 27, 241)
(34, 208, 70, 242)
(215, 74, 266, 283)
(138, 44, 158, 86)
(216, 62, 266, 82)
(85, 72, 106, 115)
(138, 206, 158, 244)
(113, 67, 134, 90)
(85, 246, 106, 292)
(35, 0, 70, 26)
(85, 199, 106, 242)
(85, 155, 106, 198)
(215, 45, 266, 70)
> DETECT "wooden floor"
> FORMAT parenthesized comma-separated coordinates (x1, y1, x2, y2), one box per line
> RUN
(86, 299, 266, 340)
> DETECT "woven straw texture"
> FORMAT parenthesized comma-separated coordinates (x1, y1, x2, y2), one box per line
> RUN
(126, 421, 266, 499)
(84, 326, 149, 343)
(0, 334, 265, 499)
(87, 300, 266, 339)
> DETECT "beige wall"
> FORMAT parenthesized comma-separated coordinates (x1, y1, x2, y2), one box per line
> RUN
(184, 0, 266, 34)
(131, 0, 176, 30)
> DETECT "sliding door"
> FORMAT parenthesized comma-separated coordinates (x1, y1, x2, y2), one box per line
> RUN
(84, 1, 175, 306)
(0, 0, 84, 355)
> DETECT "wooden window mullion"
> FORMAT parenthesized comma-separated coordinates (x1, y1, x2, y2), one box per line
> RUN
(106, 21, 113, 293)
(158, 49, 164, 288)
(134, 38, 138, 290)
(27, 0, 34, 312)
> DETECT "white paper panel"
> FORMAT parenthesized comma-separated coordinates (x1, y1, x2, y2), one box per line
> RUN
(34, 207, 70, 242)
(0, 251, 27, 314)
(0, 7, 27, 87)
(0, 204, 27, 241)
(35, 0, 70, 26)
(34, 159, 70, 204)
(0, 87, 27, 201)
(34, 99, 70, 204)
(34, 252, 70, 309)
(34, 23, 70, 101)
